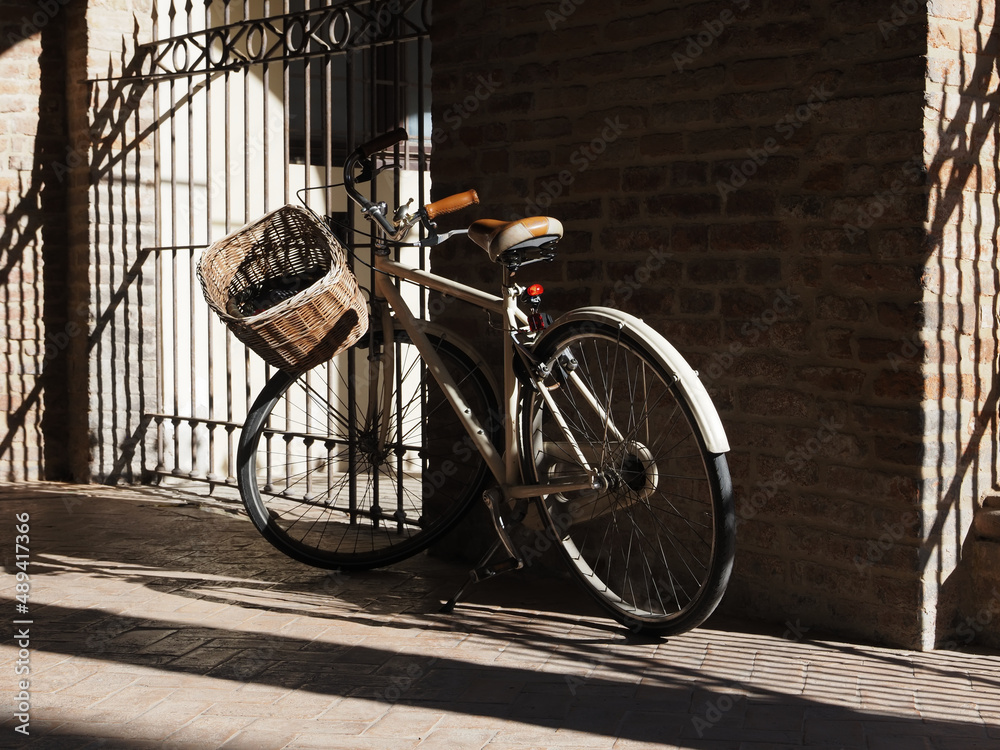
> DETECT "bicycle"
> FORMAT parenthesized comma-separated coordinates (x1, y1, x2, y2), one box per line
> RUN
(235, 127, 736, 636)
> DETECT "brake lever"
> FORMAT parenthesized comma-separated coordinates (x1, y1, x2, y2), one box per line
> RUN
(419, 228, 469, 247)
(356, 159, 400, 185)
(354, 158, 374, 184)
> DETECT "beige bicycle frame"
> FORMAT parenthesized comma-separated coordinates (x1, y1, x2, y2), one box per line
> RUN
(373, 255, 600, 501)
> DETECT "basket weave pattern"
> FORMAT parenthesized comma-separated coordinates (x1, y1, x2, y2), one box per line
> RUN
(197, 205, 368, 373)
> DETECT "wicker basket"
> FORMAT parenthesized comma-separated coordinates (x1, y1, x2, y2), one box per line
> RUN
(197, 205, 369, 373)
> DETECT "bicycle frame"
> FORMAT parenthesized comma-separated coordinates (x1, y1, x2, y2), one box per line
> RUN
(233, 129, 734, 629)
(339, 128, 668, 510)
(371, 253, 602, 502)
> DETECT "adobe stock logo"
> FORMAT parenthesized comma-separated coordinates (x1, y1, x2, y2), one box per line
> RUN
(546, 0, 586, 30)
(4, 0, 72, 44)
(716, 84, 834, 198)
(431, 74, 502, 145)
(515, 116, 628, 218)
(673, 0, 750, 71)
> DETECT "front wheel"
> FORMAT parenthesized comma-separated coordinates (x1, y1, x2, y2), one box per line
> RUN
(237, 324, 500, 571)
(521, 313, 735, 635)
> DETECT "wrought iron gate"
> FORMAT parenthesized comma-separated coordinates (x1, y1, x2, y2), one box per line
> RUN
(87, 0, 431, 487)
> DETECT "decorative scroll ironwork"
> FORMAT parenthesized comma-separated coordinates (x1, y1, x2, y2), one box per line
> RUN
(101, 0, 429, 83)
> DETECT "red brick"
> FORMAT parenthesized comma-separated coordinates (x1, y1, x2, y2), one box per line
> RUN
(709, 222, 792, 253)
(741, 386, 815, 419)
(688, 127, 753, 153)
(732, 57, 789, 87)
(796, 366, 867, 394)
(824, 328, 855, 360)
(688, 258, 741, 284)
(730, 354, 789, 381)
(873, 228, 926, 259)
(766, 321, 813, 351)
(670, 224, 709, 253)
(638, 132, 687, 156)
(873, 370, 924, 400)
(802, 163, 845, 191)
(817, 294, 871, 322)
(726, 189, 777, 216)
(833, 263, 921, 290)
(647, 192, 721, 217)
(744, 257, 782, 284)
(858, 337, 914, 363)
(872, 436, 923, 466)
(720, 288, 769, 318)
(650, 99, 711, 125)
(598, 226, 670, 253)
(622, 165, 667, 192)
(608, 197, 642, 222)
(479, 149, 509, 174)
(605, 8, 683, 43)
(678, 288, 716, 314)
(569, 167, 621, 194)
(670, 161, 709, 188)
(661, 318, 724, 348)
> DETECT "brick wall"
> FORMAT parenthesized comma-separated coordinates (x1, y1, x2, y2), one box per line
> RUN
(0, 0, 156, 483)
(0, 1, 71, 480)
(3, 0, 996, 649)
(429, 0, 953, 648)
(923, 0, 1000, 650)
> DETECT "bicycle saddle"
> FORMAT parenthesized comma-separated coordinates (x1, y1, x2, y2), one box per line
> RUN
(467, 216, 564, 263)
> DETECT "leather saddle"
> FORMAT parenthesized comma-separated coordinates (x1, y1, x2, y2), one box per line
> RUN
(467, 216, 564, 263)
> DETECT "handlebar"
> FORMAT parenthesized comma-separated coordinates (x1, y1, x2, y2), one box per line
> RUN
(343, 128, 479, 242)
(343, 132, 398, 235)
(356, 127, 408, 158)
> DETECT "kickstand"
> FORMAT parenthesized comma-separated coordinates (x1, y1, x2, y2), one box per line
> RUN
(440, 487, 524, 613)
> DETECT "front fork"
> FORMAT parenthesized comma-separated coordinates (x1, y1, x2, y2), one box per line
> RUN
(359, 295, 396, 447)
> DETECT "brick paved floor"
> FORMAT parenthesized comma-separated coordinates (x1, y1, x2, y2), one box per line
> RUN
(1, 483, 999, 749)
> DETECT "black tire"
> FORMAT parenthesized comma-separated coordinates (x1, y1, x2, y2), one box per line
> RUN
(521, 317, 735, 635)
(237, 325, 500, 570)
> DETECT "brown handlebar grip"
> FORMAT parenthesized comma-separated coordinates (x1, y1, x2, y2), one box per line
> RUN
(424, 190, 480, 220)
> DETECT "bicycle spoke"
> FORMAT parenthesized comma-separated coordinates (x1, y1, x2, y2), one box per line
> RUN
(527, 318, 733, 634)
(240, 329, 498, 569)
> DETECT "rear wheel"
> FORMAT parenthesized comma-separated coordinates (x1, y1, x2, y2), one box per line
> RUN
(521, 316, 734, 635)
(237, 325, 500, 570)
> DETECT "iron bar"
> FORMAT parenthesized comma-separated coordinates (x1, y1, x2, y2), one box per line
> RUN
(99, 0, 434, 489)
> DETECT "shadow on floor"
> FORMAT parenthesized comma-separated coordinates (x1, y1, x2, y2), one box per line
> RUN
(1, 489, 999, 748)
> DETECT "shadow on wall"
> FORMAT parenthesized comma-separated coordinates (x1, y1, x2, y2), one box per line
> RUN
(0, 5, 71, 481)
(82, 23, 158, 486)
(0, 5, 155, 484)
(1, 2, 162, 484)
(924, 0, 1000, 646)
